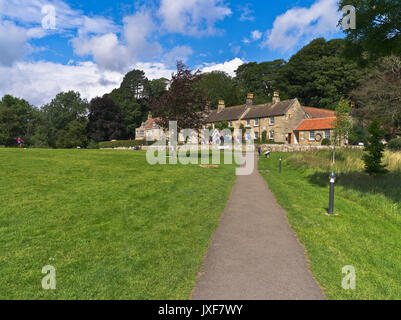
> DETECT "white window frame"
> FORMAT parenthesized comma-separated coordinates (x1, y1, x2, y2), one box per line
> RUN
(229, 121, 233, 127)
(254, 119, 259, 127)
(269, 117, 275, 125)
(324, 130, 331, 139)
(269, 130, 275, 141)
(246, 119, 251, 127)
(309, 131, 315, 141)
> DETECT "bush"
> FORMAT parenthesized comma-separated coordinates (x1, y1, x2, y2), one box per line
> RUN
(87, 140, 99, 149)
(262, 131, 267, 142)
(321, 138, 331, 146)
(99, 140, 153, 149)
(363, 118, 387, 175)
(387, 138, 401, 151)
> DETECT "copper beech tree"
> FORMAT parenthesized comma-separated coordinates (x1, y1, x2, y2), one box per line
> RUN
(152, 62, 209, 134)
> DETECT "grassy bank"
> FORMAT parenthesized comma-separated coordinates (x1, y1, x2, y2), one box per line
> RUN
(0, 149, 236, 299)
(259, 149, 401, 299)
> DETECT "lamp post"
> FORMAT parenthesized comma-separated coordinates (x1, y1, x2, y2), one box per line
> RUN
(279, 156, 282, 173)
(328, 171, 336, 215)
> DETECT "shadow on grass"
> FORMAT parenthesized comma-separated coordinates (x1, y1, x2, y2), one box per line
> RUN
(307, 170, 401, 205)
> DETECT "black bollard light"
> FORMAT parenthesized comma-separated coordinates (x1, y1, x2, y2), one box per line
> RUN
(328, 171, 336, 215)
(279, 156, 282, 173)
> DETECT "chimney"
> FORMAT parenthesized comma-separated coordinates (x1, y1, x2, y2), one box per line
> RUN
(246, 93, 254, 106)
(148, 111, 152, 120)
(205, 101, 211, 113)
(218, 100, 225, 113)
(272, 91, 280, 104)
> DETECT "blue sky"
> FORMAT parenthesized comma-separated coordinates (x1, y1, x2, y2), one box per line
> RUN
(0, 0, 344, 106)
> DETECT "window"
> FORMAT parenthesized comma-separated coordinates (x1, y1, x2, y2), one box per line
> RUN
(269, 130, 275, 141)
(309, 131, 315, 141)
(229, 121, 233, 127)
(269, 117, 275, 125)
(140, 130, 145, 136)
(254, 119, 259, 126)
(246, 120, 251, 127)
(255, 132, 259, 139)
(324, 130, 331, 139)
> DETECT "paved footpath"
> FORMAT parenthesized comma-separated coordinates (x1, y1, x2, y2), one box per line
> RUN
(192, 154, 325, 300)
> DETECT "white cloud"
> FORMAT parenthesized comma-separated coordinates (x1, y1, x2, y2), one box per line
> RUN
(201, 58, 244, 77)
(0, 0, 116, 34)
(0, 61, 124, 106)
(238, 3, 255, 22)
(242, 29, 262, 44)
(133, 62, 175, 80)
(262, 0, 341, 52)
(251, 30, 262, 41)
(71, 9, 162, 72)
(71, 33, 130, 72)
(158, 0, 232, 36)
(0, 21, 28, 66)
(163, 46, 194, 66)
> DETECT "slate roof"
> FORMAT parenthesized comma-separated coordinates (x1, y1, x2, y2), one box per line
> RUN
(242, 99, 297, 119)
(206, 105, 249, 123)
(303, 107, 335, 119)
(295, 117, 336, 131)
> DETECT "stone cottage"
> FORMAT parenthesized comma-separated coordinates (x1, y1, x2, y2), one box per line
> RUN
(205, 92, 338, 145)
(135, 112, 164, 141)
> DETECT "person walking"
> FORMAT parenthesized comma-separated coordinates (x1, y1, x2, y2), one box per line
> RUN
(257, 145, 261, 157)
(17, 137, 23, 148)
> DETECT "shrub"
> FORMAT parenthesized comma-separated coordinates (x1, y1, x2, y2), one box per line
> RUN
(262, 131, 267, 142)
(99, 140, 153, 149)
(321, 138, 331, 146)
(87, 140, 99, 149)
(363, 118, 387, 175)
(387, 138, 401, 151)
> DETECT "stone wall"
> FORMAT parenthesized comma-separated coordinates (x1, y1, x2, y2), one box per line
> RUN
(259, 144, 363, 153)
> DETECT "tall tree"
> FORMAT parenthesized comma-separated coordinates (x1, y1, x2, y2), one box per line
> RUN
(42, 91, 89, 147)
(334, 98, 353, 145)
(363, 118, 387, 175)
(0, 95, 39, 146)
(339, 0, 401, 64)
(56, 118, 89, 149)
(235, 60, 287, 104)
(279, 38, 362, 109)
(106, 70, 164, 138)
(152, 62, 208, 132)
(87, 97, 125, 142)
(196, 71, 241, 108)
(351, 55, 401, 135)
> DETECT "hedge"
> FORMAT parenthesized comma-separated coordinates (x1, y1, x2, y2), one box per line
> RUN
(99, 140, 154, 149)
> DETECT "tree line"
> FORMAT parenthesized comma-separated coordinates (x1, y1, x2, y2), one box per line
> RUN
(0, 0, 399, 148)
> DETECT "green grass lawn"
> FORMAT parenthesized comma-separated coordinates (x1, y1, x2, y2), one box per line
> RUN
(0, 149, 236, 299)
(259, 150, 401, 299)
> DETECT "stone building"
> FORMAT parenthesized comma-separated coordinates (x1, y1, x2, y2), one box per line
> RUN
(135, 112, 164, 141)
(294, 117, 338, 145)
(205, 92, 338, 145)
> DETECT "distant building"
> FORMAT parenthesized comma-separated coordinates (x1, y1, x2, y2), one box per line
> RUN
(135, 112, 164, 141)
